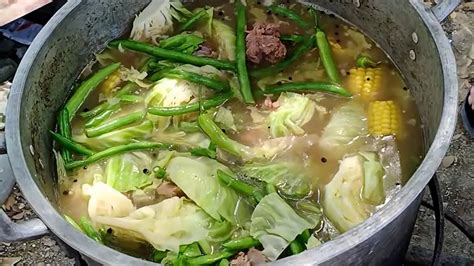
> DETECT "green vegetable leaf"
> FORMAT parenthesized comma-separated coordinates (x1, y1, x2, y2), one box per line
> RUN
(322, 155, 371, 233)
(166, 156, 252, 226)
(93, 197, 212, 253)
(158, 34, 204, 54)
(105, 153, 153, 192)
(360, 152, 386, 205)
(267, 92, 316, 138)
(250, 193, 315, 261)
(240, 163, 312, 199)
(320, 101, 368, 152)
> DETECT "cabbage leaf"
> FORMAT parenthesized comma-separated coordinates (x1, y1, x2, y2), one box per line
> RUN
(93, 196, 211, 253)
(166, 156, 252, 226)
(319, 101, 367, 152)
(83, 182, 135, 220)
(211, 20, 236, 61)
(240, 163, 312, 199)
(322, 155, 371, 233)
(267, 92, 316, 138)
(360, 152, 386, 205)
(130, 0, 191, 42)
(105, 153, 154, 192)
(215, 106, 237, 132)
(250, 193, 314, 261)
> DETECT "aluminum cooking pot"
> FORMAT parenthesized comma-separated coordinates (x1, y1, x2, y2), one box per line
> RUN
(0, 0, 460, 264)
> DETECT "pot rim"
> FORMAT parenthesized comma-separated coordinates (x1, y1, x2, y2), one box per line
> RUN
(6, 0, 458, 264)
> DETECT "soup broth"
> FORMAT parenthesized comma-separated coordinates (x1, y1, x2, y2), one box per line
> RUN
(55, 0, 423, 263)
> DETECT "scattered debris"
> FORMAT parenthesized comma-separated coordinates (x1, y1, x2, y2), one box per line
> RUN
(442, 155, 457, 168)
(0, 256, 21, 265)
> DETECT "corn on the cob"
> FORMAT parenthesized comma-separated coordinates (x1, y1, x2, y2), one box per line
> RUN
(368, 100, 401, 137)
(99, 70, 122, 95)
(347, 67, 383, 101)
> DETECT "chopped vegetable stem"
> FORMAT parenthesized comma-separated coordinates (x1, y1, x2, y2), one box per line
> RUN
(79, 217, 103, 243)
(109, 40, 236, 71)
(289, 240, 305, 254)
(356, 54, 379, 68)
(186, 250, 236, 265)
(179, 9, 208, 32)
(219, 259, 230, 266)
(235, 0, 255, 104)
(223, 236, 260, 250)
(280, 34, 305, 43)
(64, 63, 121, 121)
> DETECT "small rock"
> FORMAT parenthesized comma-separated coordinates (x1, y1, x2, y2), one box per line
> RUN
(452, 133, 463, 140)
(42, 237, 56, 247)
(462, 2, 474, 11)
(442, 155, 456, 168)
(2, 194, 16, 211)
(11, 211, 25, 220)
(0, 257, 22, 265)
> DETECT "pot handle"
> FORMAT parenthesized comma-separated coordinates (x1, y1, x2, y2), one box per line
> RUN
(431, 0, 461, 22)
(0, 135, 48, 242)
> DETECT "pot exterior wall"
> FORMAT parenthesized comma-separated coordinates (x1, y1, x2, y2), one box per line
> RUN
(6, 0, 457, 265)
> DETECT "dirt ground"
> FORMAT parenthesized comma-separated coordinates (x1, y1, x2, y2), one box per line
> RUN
(0, 1, 473, 265)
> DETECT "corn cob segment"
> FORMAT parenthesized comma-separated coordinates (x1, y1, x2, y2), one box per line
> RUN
(347, 67, 383, 101)
(368, 100, 401, 137)
(99, 69, 122, 95)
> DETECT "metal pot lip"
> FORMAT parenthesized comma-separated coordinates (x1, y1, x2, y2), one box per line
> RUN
(5, 0, 457, 265)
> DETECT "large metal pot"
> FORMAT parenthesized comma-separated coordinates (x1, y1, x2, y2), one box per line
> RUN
(0, 0, 460, 264)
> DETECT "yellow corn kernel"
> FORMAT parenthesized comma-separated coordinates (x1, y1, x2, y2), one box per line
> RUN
(368, 101, 401, 137)
(99, 70, 122, 95)
(347, 67, 383, 101)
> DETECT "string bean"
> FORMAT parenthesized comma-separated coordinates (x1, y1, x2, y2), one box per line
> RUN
(150, 69, 230, 91)
(65, 142, 172, 170)
(269, 5, 310, 28)
(186, 250, 236, 265)
(281, 34, 305, 43)
(85, 104, 120, 128)
(197, 113, 252, 158)
(109, 40, 236, 71)
(64, 63, 121, 121)
(50, 131, 94, 156)
(289, 240, 305, 255)
(264, 81, 351, 97)
(85, 110, 146, 138)
(235, 0, 254, 104)
(58, 109, 72, 162)
(223, 236, 260, 250)
(316, 28, 341, 83)
(148, 91, 233, 116)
